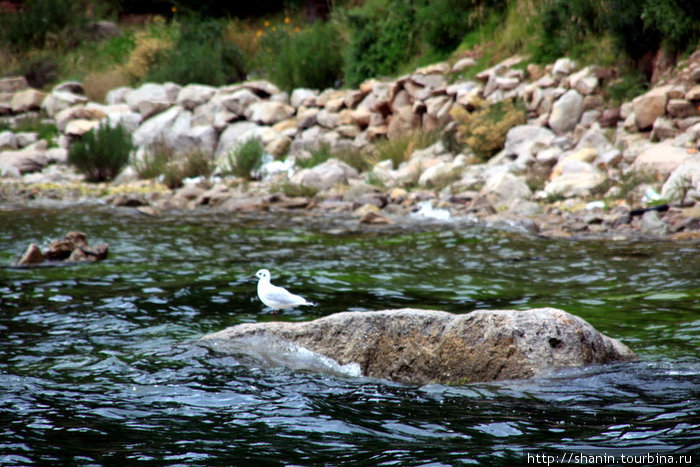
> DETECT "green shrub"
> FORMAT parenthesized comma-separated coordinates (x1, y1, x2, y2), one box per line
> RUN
(226, 138, 264, 180)
(69, 122, 133, 182)
(606, 69, 648, 104)
(450, 98, 526, 160)
(344, 0, 420, 87)
(604, 0, 660, 62)
(99, 30, 137, 64)
(0, 0, 86, 51)
(603, 0, 700, 60)
(535, 0, 700, 66)
(534, 0, 606, 63)
(343, 0, 509, 86)
(147, 16, 246, 86)
(417, 0, 506, 52)
(641, 1, 700, 55)
(259, 20, 344, 92)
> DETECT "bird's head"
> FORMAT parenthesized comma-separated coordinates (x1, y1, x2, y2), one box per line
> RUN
(255, 269, 271, 280)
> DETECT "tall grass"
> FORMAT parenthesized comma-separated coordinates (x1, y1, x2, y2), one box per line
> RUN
(295, 144, 334, 169)
(226, 138, 264, 180)
(134, 142, 214, 188)
(375, 130, 441, 169)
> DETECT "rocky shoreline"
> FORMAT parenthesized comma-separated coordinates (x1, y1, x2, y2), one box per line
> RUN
(1, 51, 699, 241)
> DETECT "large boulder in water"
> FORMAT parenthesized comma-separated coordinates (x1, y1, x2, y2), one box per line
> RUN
(201, 308, 637, 385)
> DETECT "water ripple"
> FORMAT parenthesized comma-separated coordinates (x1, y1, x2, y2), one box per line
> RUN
(1, 206, 698, 464)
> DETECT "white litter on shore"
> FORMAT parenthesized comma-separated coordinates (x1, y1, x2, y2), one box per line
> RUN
(412, 201, 451, 220)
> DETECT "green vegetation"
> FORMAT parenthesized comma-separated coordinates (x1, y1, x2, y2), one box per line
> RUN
(295, 143, 377, 173)
(68, 122, 133, 182)
(258, 20, 344, 92)
(343, 0, 507, 86)
(2, 0, 698, 94)
(335, 146, 378, 173)
(275, 181, 319, 198)
(343, 0, 419, 87)
(375, 130, 441, 169)
(617, 170, 660, 204)
(146, 16, 247, 86)
(295, 144, 334, 169)
(134, 142, 214, 189)
(606, 69, 650, 104)
(226, 138, 264, 180)
(133, 142, 170, 180)
(0, 0, 86, 51)
(588, 169, 662, 205)
(534, 0, 700, 66)
(5, 116, 59, 147)
(450, 98, 526, 160)
(157, 149, 214, 189)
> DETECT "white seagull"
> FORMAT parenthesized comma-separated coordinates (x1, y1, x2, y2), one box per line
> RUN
(255, 269, 315, 310)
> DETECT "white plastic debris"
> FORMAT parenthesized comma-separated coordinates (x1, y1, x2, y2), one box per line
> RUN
(412, 201, 451, 221)
(642, 187, 662, 205)
(260, 154, 295, 180)
(586, 200, 606, 210)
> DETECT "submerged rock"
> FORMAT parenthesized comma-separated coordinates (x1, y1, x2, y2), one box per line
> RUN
(202, 308, 637, 385)
(15, 243, 44, 265)
(14, 231, 108, 266)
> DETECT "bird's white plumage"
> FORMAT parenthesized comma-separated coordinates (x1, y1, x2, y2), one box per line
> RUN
(255, 269, 314, 309)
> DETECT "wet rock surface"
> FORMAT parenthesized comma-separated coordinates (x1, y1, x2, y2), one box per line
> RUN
(14, 231, 108, 266)
(202, 307, 638, 385)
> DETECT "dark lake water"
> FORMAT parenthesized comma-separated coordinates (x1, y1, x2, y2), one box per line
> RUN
(1, 202, 698, 465)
